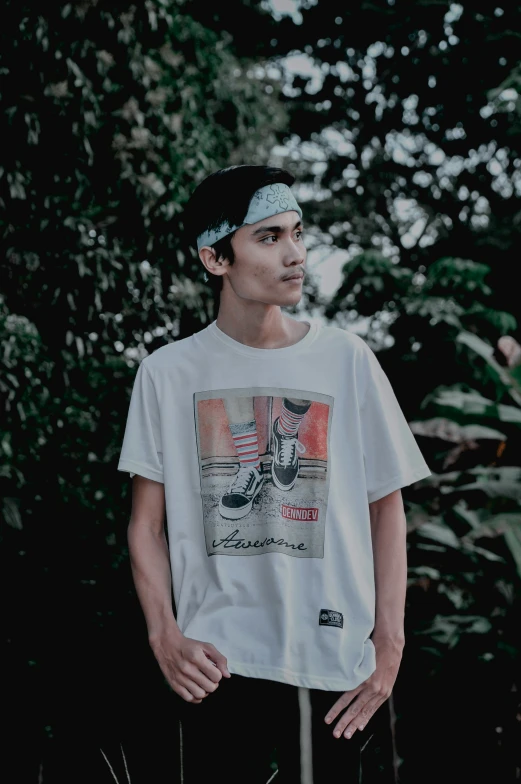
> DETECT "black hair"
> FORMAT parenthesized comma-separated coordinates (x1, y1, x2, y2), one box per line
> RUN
(183, 165, 296, 297)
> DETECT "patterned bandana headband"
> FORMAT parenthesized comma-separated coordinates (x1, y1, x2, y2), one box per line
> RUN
(196, 182, 303, 251)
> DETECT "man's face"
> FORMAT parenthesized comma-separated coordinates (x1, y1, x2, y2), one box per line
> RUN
(222, 210, 306, 306)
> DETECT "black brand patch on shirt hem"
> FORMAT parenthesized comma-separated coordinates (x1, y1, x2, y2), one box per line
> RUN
(319, 609, 343, 628)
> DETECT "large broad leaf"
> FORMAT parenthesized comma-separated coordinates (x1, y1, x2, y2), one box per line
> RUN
(427, 389, 521, 425)
(444, 466, 521, 501)
(456, 331, 521, 407)
(415, 518, 507, 564)
(2, 497, 22, 530)
(416, 615, 493, 648)
(465, 466, 521, 480)
(423, 470, 463, 489)
(463, 511, 521, 540)
(503, 525, 521, 580)
(408, 565, 441, 580)
(410, 418, 507, 443)
(462, 512, 521, 578)
(462, 542, 506, 564)
(511, 365, 521, 386)
(442, 483, 521, 503)
(449, 501, 483, 532)
(416, 521, 460, 549)
(448, 480, 521, 500)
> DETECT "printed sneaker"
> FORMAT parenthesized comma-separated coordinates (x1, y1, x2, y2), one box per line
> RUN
(218, 464, 264, 520)
(271, 416, 306, 491)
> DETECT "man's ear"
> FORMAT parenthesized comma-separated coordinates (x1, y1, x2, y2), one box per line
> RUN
(199, 246, 228, 278)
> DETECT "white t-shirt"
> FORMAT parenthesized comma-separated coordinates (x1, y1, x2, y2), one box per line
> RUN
(117, 319, 431, 690)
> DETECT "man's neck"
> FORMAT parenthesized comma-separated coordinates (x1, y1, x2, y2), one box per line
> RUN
(216, 305, 308, 350)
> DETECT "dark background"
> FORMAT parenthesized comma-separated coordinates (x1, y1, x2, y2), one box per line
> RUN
(2, 1, 520, 781)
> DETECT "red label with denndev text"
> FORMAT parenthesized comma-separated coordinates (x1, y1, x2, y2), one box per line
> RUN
(281, 504, 319, 521)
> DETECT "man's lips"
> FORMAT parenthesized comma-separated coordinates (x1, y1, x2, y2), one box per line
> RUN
(282, 271, 304, 281)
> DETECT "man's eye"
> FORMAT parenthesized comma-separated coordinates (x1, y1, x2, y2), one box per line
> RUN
(262, 235, 277, 244)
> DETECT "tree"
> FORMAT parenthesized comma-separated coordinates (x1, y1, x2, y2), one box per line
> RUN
(262, 1, 521, 339)
(0, 1, 284, 777)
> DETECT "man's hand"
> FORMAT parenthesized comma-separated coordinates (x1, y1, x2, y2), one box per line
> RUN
(323, 637, 403, 739)
(150, 629, 231, 704)
(126, 477, 231, 705)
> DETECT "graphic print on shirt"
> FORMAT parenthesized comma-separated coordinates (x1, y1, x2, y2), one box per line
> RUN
(193, 386, 334, 558)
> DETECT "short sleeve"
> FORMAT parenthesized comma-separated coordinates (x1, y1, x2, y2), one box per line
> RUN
(359, 344, 431, 503)
(117, 360, 164, 483)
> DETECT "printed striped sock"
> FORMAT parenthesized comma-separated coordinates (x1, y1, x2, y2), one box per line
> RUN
(277, 402, 306, 437)
(229, 419, 261, 471)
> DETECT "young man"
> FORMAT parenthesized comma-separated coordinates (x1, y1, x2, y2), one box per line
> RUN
(117, 165, 431, 783)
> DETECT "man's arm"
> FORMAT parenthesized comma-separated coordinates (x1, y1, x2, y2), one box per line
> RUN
(323, 488, 407, 739)
(127, 474, 177, 640)
(127, 475, 231, 702)
(369, 488, 407, 650)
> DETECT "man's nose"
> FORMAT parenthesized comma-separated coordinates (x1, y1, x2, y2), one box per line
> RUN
(284, 236, 305, 261)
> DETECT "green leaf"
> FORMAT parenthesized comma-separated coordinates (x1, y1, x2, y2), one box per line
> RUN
(416, 522, 460, 549)
(462, 542, 506, 564)
(456, 331, 521, 407)
(450, 501, 482, 532)
(503, 524, 521, 580)
(408, 565, 441, 579)
(410, 417, 507, 443)
(428, 389, 521, 425)
(418, 614, 493, 648)
(448, 467, 521, 500)
(463, 512, 521, 540)
(3, 497, 22, 529)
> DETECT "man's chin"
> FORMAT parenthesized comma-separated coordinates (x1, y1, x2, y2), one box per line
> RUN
(248, 289, 302, 307)
(284, 291, 303, 306)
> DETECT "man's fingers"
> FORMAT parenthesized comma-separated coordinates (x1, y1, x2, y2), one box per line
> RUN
(176, 684, 204, 704)
(196, 650, 225, 684)
(158, 659, 213, 701)
(341, 695, 382, 739)
(324, 689, 359, 724)
(185, 681, 207, 701)
(330, 694, 369, 738)
(177, 672, 207, 701)
(202, 643, 231, 677)
(153, 636, 231, 705)
(180, 662, 221, 696)
(164, 668, 206, 702)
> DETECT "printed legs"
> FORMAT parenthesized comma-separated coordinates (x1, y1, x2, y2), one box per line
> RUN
(218, 396, 312, 521)
(271, 397, 311, 491)
(219, 397, 264, 520)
